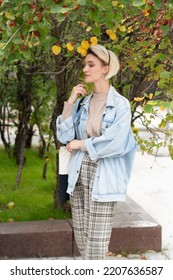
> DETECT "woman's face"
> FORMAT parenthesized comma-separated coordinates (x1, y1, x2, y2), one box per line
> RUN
(83, 54, 108, 83)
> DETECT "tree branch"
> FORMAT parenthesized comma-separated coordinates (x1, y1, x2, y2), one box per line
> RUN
(2, 28, 21, 50)
(26, 60, 72, 75)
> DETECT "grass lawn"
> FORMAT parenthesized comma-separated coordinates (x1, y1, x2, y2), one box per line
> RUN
(0, 147, 69, 222)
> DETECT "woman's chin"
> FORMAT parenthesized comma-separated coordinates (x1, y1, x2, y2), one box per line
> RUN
(84, 77, 92, 83)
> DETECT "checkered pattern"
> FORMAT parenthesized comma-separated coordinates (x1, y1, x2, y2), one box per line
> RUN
(70, 154, 117, 260)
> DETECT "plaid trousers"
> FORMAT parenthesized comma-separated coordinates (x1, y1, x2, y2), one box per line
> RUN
(70, 153, 117, 260)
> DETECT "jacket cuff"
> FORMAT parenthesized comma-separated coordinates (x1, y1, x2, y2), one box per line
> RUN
(56, 115, 73, 131)
(80, 140, 87, 152)
(84, 138, 99, 161)
(61, 102, 73, 122)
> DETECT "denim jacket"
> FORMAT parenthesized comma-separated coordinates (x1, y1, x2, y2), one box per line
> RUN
(56, 85, 136, 202)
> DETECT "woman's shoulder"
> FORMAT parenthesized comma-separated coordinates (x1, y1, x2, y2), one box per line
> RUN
(109, 86, 130, 108)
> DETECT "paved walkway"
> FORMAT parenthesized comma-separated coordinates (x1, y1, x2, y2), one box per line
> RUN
(128, 149, 173, 260)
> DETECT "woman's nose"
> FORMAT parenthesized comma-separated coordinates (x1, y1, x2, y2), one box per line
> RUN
(83, 64, 87, 72)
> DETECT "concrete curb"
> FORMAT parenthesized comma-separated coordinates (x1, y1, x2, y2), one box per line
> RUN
(0, 197, 161, 259)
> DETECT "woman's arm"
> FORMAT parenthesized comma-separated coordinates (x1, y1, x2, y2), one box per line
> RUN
(67, 104, 135, 160)
(56, 84, 87, 144)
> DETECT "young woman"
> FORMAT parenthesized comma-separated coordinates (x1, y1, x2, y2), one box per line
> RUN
(56, 45, 136, 260)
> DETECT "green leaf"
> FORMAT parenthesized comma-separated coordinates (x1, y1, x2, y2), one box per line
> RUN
(77, 0, 86, 5)
(160, 71, 171, 79)
(0, 50, 4, 57)
(13, 37, 21, 45)
(11, 52, 21, 60)
(147, 100, 159, 106)
(50, 4, 61, 13)
(160, 102, 171, 109)
(22, 49, 31, 59)
(50, 5, 72, 14)
(160, 25, 169, 35)
(155, 91, 162, 97)
(132, 0, 145, 7)
(92, 26, 100, 36)
(158, 53, 166, 60)
(143, 104, 153, 113)
(154, 0, 162, 9)
(89, 9, 98, 22)
(55, 13, 66, 22)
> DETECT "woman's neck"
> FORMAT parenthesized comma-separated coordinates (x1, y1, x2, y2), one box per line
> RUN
(93, 80, 110, 94)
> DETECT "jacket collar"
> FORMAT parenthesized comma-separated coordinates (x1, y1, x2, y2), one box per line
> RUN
(81, 85, 117, 110)
(106, 85, 117, 108)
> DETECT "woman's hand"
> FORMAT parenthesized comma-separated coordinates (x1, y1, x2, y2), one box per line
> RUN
(66, 140, 83, 152)
(67, 84, 87, 104)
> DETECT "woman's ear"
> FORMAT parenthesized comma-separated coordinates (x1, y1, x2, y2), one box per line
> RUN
(103, 65, 109, 74)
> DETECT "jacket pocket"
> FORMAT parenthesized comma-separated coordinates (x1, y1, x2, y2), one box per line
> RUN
(102, 108, 116, 133)
(93, 158, 128, 197)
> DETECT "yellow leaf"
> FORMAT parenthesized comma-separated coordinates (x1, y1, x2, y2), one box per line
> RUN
(160, 106, 166, 111)
(106, 29, 112, 35)
(7, 202, 15, 209)
(119, 25, 126, 32)
(112, 1, 118, 6)
(8, 219, 14, 222)
(77, 46, 87, 56)
(52, 45, 61, 55)
(80, 49, 87, 56)
(0, 43, 5, 48)
(142, 9, 150, 16)
(106, 29, 117, 41)
(134, 96, 145, 102)
(149, 93, 153, 100)
(5, 13, 14, 19)
(81, 40, 89, 50)
(132, 127, 139, 133)
(127, 26, 133, 33)
(106, 29, 117, 40)
(119, 4, 124, 9)
(109, 33, 117, 40)
(86, 26, 92, 32)
(28, 41, 33, 48)
(90, 36, 98, 46)
(66, 42, 74, 51)
(116, 253, 123, 258)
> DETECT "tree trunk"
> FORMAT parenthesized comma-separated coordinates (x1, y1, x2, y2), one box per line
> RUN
(0, 105, 11, 155)
(51, 71, 66, 208)
(15, 137, 26, 188)
(25, 124, 35, 149)
(14, 62, 33, 187)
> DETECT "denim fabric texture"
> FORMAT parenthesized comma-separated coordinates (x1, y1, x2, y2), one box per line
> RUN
(56, 85, 137, 202)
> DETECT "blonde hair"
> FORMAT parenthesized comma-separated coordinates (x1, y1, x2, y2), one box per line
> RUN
(87, 44, 120, 80)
